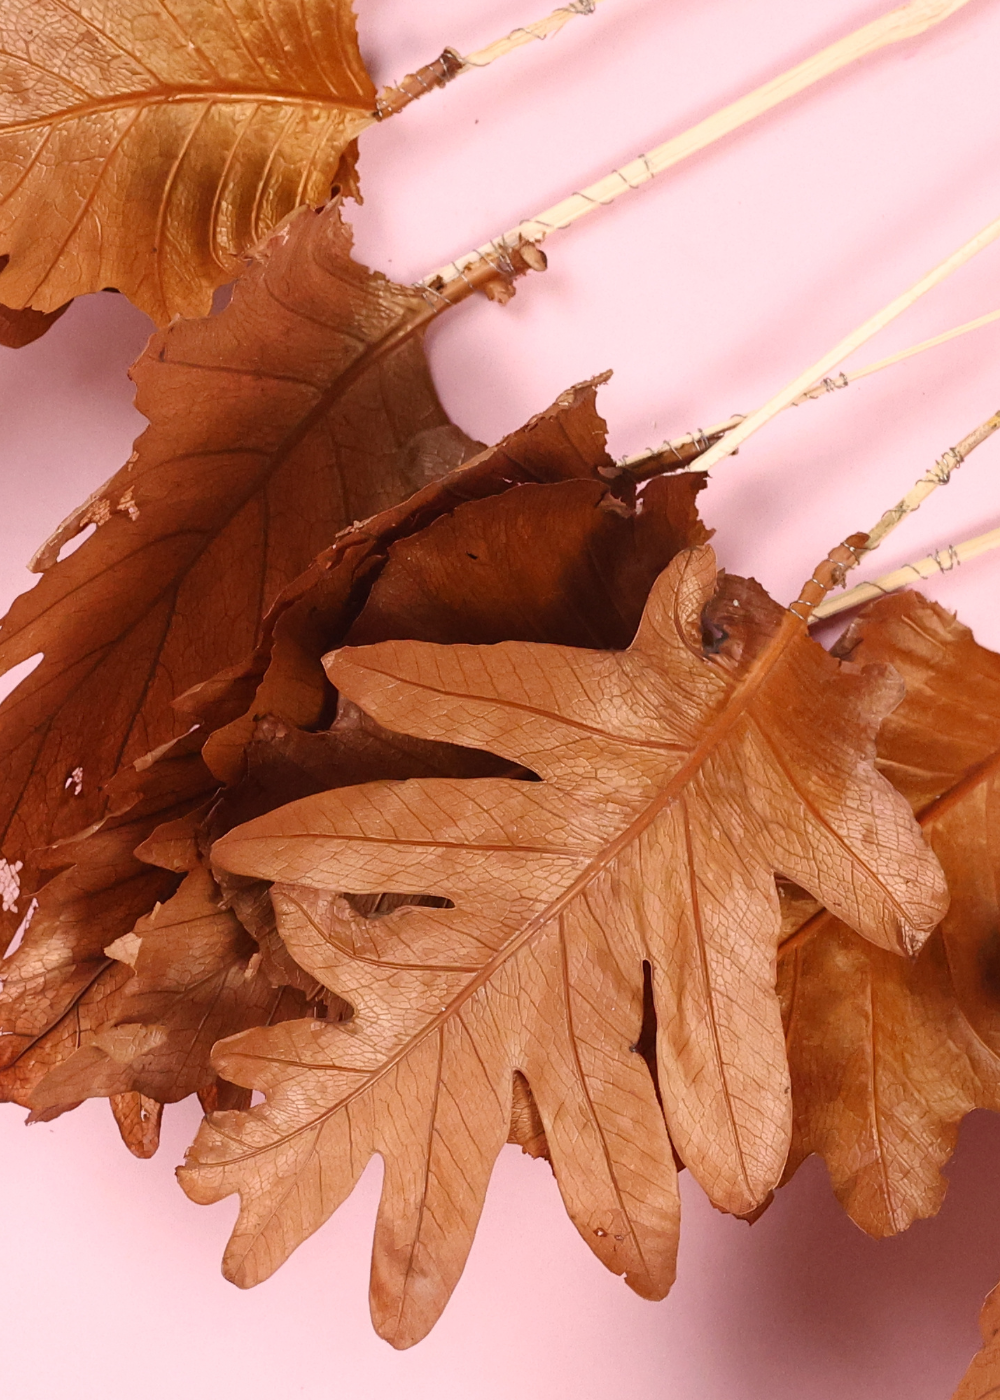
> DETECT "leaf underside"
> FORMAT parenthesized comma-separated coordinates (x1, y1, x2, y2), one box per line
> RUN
(182, 546, 945, 1347)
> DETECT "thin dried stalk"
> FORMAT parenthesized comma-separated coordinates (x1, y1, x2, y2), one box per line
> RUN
(417, 0, 972, 287)
(792, 409, 1000, 623)
(812, 524, 1000, 620)
(862, 411, 1000, 555)
(463, 0, 606, 67)
(619, 308, 1000, 472)
(791, 308, 1000, 404)
(375, 0, 605, 119)
(682, 216, 1000, 476)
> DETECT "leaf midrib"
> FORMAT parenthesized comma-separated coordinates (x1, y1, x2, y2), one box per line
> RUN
(0, 86, 375, 138)
(211, 608, 813, 1165)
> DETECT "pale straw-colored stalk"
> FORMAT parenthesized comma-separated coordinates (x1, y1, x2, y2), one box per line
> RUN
(618, 307, 1000, 472)
(417, 0, 973, 287)
(673, 215, 1000, 476)
(795, 409, 1000, 622)
(374, 0, 607, 119)
(812, 523, 1000, 619)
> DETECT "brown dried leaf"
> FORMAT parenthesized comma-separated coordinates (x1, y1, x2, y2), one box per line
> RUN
(110, 1091, 163, 1159)
(0, 202, 476, 949)
(0, 731, 215, 1107)
(0, 0, 375, 322)
(780, 592, 1000, 1234)
(181, 546, 945, 1346)
(26, 863, 315, 1116)
(186, 375, 631, 784)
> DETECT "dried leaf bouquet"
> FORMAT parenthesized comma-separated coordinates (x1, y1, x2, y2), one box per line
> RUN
(1, 0, 1000, 1390)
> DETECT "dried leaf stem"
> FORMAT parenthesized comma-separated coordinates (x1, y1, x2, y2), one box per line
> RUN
(791, 308, 1000, 403)
(619, 307, 1000, 472)
(417, 0, 972, 288)
(679, 214, 1000, 476)
(374, 0, 606, 119)
(796, 409, 1000, 622)
(812, 525, 1000, 620)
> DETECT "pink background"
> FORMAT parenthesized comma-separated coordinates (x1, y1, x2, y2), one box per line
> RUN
(3, 1, 1000, 1395)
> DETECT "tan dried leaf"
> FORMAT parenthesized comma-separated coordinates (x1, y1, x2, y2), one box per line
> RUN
(26, 863, 314, 1116)
(0, 0, 375, 322)
(180, 546, 945, 1346)
(0, 202, 476, 949)
(110, 1091, 164, 1159)
(780, 592, 1000, 1234)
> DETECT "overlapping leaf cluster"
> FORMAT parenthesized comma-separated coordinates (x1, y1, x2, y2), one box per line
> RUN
(1, 0, 999, 1386)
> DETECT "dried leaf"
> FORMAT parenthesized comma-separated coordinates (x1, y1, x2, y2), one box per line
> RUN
(780, 592, 1000, 1234)
(0, 732, 215, 1107)
(181, 546, 945, 1346)
(110, 1091, 163, 1159)
(952, 1283, 1000, 1399)
(0, 0, 375, 322)
(0, 202, 476, 948)
(6, 383, 689, 1141)
(186, 375, 630, 783)
(26, 864, 314, 1116)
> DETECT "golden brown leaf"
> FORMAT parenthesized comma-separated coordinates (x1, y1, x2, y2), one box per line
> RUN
(0, 0, 375, 322)
(0, 201, 477, 949)
(180, 546, 945, 1346)
(781, 592, 1000, 1234)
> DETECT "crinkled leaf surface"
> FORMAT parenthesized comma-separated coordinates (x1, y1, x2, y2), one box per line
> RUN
(186, 375, 635, 783)
(0, 731, 215, 1107)
(26, 863, 313, 1116)
(182, 545, 945, 1347)
(0, 202, 475, 949)
(0, 0, 375, 322)
(780, 592, 1000, 1234)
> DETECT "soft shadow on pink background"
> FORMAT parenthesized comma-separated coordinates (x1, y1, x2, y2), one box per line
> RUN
(3, 3, 1000, 1396)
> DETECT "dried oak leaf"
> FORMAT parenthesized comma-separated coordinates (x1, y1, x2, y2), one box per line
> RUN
(0, 730, 215, 1111)
(180, 545, 945, 1347)
(0, 201, 477, 950)
(780, 591, 1000, 1234)
(4, 383, 691, 1142)
(26, 862, 315, 1118)
(202, 461, 711, 1158)
(0, 0, 375, 323)
(952, 1284, 1000, 1399)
